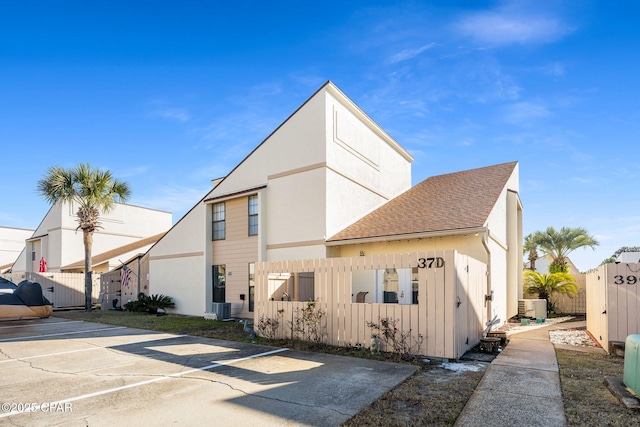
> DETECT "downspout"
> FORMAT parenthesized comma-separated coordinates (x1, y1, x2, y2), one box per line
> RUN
(136, 257, 141, 297)
(481, 229, 492, 322)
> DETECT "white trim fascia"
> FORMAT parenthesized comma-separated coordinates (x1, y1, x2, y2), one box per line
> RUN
(325, 226, 488, 247)
(204, 185, 267, 204)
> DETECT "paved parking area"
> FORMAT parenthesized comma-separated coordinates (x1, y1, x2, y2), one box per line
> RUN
(0, 317, 417, 426)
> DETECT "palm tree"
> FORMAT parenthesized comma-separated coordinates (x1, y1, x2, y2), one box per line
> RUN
(524, 233, 539, 270)
(526, 226, 598, 273)
(37, 163, 131, 311)
(523, 270, 579, 312)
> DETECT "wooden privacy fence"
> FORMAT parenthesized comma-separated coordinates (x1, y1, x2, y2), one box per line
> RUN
(0, 272, 100, 308)
(99, 257, 148, 310)
(551, 272, 587, 314)
(256, 250, 488, 360)
(587, 262, 640, 352)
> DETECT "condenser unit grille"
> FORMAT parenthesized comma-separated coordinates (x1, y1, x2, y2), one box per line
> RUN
(518, 299, 547, 318)
(211, 302, 231, 320)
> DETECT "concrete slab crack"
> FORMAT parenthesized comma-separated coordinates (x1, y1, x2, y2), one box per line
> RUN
(178, 373, 353, 417)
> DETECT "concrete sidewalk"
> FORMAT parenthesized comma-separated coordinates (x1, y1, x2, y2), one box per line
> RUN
(454, 321, 586, 427)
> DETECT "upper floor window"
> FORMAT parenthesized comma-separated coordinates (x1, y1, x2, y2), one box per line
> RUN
(248, 195, 258, 236)
(212, 202, 225, 240)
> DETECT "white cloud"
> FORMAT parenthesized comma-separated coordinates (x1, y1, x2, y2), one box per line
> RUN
(504, 101, 550, 123)
(386, 43, 436, 64)
(570, 176, 595, 184)
(454, 3, 572, 46)
(151, 108, 191, 123)
(115, 165, 151, 179)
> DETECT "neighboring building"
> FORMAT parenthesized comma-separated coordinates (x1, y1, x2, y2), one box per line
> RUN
(148, 81, 523, 329)
(149, 81, 414, 317)
(0, 226, 34, 272)
(617, 251, 640, 264)
(11, 201, 172, 274)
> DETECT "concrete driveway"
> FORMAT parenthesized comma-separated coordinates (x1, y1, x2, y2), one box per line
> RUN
(0, 317, 417, 426)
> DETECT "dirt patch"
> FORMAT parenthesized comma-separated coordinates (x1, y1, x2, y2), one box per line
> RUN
(343, 360, 487, 426)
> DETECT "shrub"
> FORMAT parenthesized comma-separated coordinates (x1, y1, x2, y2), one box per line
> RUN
(255, 312, 282, 340)
(290, 300, 327, 343)
(366, 317, 424, 361)
(124, 294, 175, 314)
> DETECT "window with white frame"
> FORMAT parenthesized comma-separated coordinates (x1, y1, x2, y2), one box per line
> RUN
(212, 202, 225, 240)
(248, 195, 258, 236)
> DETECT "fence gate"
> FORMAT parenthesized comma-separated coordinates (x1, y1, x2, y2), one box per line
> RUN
(100, 270, 122, 310)
(587, 262, 640, 352)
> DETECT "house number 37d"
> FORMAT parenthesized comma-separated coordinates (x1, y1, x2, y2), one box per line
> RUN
(418, 257, 445, 268)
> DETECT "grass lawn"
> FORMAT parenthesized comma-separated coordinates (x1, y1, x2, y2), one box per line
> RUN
(53, 310, 640, 426)
(556, 348, 640, 426)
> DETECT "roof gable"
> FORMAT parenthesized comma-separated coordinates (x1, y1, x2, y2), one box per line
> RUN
(62, 232, 166, 270)
(327, 161, 518, 242)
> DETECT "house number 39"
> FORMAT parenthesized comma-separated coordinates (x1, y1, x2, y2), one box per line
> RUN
(614, 275, 638, 285)
(418, 257, 445, 268)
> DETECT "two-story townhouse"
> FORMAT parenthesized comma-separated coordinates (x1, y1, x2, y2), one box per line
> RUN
(148, 81, 414, 318)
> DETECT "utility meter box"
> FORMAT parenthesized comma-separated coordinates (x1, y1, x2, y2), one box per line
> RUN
(623, 334, 640, 396)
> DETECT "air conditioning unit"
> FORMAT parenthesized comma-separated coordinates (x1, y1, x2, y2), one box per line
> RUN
(518, 299, 547, 319)
(624, 334, 640, 396)
(211, 302, 231, 320)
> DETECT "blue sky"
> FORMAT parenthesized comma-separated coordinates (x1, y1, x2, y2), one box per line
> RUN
(1, 1, 638, 271)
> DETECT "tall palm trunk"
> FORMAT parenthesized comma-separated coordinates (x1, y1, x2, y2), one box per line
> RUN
(83, 230, 93, 311)
(528, 250, 538, 270)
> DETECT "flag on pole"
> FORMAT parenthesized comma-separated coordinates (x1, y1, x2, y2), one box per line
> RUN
(121, 265, 132, 288)
(39, 257, 47, 272)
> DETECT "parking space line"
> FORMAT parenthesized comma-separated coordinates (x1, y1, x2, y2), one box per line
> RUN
(0, 320, 83, 329)
(0, 326, 127, 342)
(0, 347, 289, 419)
(0, 334, 187, 363)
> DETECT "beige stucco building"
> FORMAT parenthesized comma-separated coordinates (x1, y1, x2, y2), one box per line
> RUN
(0, 226, 34, 272)
(11, 201, 171, 274)
(149, 81, 523, 327)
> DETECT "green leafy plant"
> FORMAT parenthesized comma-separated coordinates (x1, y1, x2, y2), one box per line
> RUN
(123, 298, 148, 312)
(524, 270, 579, 313)
(124, 294, 175, 314)
(524, 226, 598, 273)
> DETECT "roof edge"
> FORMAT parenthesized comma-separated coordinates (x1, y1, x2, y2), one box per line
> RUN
(326, 226, 488, 246)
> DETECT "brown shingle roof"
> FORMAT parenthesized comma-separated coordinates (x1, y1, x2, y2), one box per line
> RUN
(62, 232, 166, 270)
(327, 161, 517, 243)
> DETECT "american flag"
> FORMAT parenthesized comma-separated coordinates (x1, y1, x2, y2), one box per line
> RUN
(121, 265, 132, 288)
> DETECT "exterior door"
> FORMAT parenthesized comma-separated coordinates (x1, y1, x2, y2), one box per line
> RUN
(212, 265, 226, 303)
